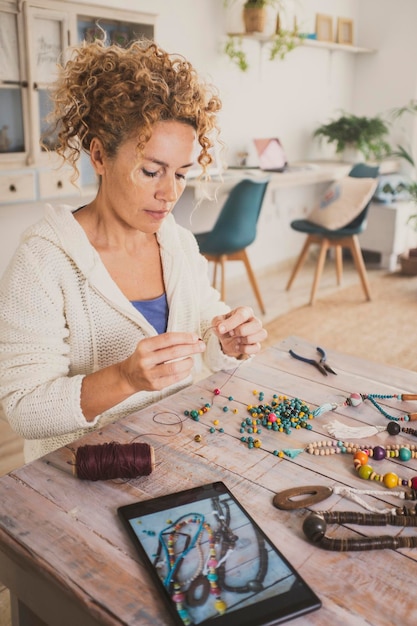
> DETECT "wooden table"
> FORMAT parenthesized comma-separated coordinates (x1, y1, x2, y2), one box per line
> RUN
(1, 336, 417, 626)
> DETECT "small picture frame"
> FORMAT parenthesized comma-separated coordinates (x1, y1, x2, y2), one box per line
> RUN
(315, 14, 333, 42)
(337, 18, 354, 45)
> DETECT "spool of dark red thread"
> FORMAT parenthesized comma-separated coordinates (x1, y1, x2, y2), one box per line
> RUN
(74, 442, 154, 481)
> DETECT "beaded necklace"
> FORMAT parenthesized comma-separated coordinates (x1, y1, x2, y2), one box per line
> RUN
(314, 392, 417, 422)
(305, 439, 417, 489)
(158, 514, 227, 622)
(211, 496, 269, 593)
(303, 509, 417, 551)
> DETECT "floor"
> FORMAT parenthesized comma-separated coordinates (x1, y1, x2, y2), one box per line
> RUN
(219, 250, 386, 324)
(0, 251, 387, 626)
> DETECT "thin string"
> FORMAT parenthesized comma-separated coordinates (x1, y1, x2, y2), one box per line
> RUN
(201, 325, 247, 405)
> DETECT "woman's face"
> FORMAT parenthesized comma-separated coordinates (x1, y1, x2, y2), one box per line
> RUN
(93, 120, 197, 234)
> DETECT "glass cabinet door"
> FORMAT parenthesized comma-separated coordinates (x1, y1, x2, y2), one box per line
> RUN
(24, 7, 69, 163)
(0, 9, 27, 157)
(77, 15, 154, 46)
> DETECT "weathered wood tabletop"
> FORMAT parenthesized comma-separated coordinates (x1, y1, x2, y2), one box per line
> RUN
(1, 335, 417, 626)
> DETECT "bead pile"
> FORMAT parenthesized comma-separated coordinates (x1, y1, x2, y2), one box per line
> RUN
(185, 388, 313, 449)
(240, 394, 313, 450)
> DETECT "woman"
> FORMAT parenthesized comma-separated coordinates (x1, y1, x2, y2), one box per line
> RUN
(0, 39, 267, 462)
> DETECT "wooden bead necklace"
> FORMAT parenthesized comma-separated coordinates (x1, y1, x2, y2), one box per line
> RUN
(305, 439, 417, 459)
(353, 447, 417, 489)
(305, 439, 417, 489)
(303, 509, 417, 551)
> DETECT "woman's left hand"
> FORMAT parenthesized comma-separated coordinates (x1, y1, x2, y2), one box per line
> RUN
(211, 306, 267, 359)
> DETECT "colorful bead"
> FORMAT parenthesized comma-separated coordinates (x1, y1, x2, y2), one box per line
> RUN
(383, 472, 400, 489)
(399, 448, 412, 462)
(349, 392, 363, 407)
(214, 599, 227, 614)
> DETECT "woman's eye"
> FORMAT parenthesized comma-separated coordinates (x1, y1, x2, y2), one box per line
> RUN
(176, 173, 186, 180)
(142, 168, 158, 178)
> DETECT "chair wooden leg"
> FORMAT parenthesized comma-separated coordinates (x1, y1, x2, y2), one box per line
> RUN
(335, 245, 343, 286)
(212, 261, 218, 289)
(286, 236, 313, 291)
(241, 250, 266, 314)
(310, 239, 329, 305)
(219, 255, 227, 302)
(349, 235, 372, 301)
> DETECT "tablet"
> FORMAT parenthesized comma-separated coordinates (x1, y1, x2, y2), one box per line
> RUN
(118, 481, 321, 626)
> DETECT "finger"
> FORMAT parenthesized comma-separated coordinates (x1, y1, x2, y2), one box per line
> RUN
(152, 340, 206, 367)
(228, 318, 266, 340)
(146, 331, 202, 350)
(152, 356, 197, 389)
(213, 306, 254, 336)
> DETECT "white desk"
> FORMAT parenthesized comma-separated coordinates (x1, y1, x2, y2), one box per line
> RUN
(186, 161, 352, 197)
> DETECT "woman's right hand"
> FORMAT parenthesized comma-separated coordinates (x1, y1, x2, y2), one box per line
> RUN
(120, 332, 206, 393)
(81, 332, 206, 421)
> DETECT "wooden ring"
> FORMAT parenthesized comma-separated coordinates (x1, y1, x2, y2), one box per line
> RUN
(273, 485, 333, 510)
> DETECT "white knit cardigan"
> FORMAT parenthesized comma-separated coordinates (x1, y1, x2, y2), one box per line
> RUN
(0, 204, 239, 462)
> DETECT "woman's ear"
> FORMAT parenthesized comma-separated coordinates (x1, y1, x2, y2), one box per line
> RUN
(89, 137, 106, 175)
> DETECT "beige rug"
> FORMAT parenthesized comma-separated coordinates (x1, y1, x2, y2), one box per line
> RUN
(264, 271, 417, 371)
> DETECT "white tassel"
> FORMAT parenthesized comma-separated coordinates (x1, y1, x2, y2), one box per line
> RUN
(312, 402, 339, 417)
(332, 485, 402, 514)
(324, 419, 386, 439)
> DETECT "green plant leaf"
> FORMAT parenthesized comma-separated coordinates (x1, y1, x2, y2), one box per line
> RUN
(313, 113, 391, 160)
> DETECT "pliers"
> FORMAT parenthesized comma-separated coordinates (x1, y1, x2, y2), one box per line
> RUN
(289, 346, 337, 376)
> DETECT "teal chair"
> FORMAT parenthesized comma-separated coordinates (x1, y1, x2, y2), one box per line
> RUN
(286, 163, 380, 305)
(195, 177, 270, 314)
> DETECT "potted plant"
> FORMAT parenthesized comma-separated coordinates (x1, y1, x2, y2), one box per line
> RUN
(313, 112, 391, 162)
(223, 1, 301, 70)
(224, 0, 283, 34)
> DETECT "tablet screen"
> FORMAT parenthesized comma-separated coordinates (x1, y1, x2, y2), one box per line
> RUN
(118, 482, 321, 626)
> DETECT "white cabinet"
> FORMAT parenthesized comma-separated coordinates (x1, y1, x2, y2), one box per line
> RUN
(359, 201, 417, 271)
(0, 0, 157, 203)
(0, 170, 36, 203)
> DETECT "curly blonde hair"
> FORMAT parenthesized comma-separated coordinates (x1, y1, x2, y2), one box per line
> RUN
(43, 39, 222, 181)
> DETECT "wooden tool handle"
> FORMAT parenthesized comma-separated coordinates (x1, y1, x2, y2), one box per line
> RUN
(402, 394, 417, 401)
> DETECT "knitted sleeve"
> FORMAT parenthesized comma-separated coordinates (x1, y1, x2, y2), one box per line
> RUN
(0, 243, 97, 440)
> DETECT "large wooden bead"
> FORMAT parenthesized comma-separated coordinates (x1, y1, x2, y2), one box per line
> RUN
(303, 513, 326, 543)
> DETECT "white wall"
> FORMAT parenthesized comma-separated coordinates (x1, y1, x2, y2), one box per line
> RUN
(1, 0, 416, 279)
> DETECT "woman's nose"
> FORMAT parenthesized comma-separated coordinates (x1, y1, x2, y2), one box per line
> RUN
(156, 176, 179, 203)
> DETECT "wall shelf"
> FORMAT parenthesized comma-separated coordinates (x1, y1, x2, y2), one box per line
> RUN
(226, 32, 377, 55)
